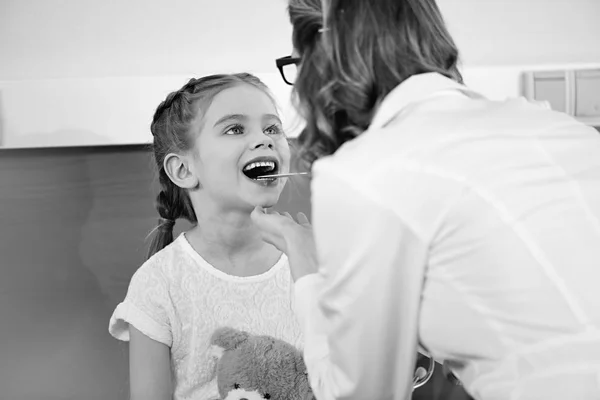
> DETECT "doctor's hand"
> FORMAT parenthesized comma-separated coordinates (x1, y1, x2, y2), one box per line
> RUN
(251, 206, 318, 282)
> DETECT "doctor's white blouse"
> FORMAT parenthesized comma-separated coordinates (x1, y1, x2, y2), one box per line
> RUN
(293, 73, 600, 400)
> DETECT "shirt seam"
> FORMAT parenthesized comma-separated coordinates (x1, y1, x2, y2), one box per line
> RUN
(177, 232, 288, 283)
(528, 132, 598, 328)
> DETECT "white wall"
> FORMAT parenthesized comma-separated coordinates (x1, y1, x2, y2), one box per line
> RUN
(439, 0, 600, 66)
(0, 0, 293, 80)
(1, 0, 599, 148)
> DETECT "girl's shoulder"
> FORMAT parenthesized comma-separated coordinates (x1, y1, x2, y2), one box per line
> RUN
(133, 233, 195, 282)
(133, 234, 292, 290)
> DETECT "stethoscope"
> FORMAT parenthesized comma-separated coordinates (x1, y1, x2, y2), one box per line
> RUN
(412, 351, 436, 390)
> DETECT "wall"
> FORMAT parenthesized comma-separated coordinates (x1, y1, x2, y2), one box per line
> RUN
(1, 0, 599, 148)
(0, 0, 297, 147)
(2, 0, 598, 80)
(0, 0, 293, 80)
(438, 0, 600, 66)
(0, 72, 298, 147)
(0, 146, 151, 400)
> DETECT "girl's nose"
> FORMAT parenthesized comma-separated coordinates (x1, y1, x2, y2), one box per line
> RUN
(251, 132, 275, 150)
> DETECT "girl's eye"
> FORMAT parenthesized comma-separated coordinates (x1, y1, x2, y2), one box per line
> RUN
(264, 124, 282, 135)
(225, 125, 244, 135)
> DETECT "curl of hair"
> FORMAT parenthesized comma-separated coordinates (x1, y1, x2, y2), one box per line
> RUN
(288, 0, 463, 168)
(146, 73, 276, 259)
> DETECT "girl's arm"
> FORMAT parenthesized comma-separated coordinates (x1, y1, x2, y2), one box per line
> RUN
(129, 326, 173, 400)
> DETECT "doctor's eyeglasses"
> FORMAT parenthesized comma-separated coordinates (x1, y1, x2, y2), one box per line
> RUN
(275, 56, 300, 86)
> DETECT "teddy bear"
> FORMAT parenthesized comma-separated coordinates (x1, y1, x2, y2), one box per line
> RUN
(210, 327, 316, 400)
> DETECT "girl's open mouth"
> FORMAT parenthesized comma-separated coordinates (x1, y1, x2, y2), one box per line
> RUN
(241, 157, 279, 184)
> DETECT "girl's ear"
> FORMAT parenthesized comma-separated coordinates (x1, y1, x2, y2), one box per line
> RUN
(163, 152, 199, 190)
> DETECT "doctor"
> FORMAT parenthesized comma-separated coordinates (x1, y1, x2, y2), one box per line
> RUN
(252, 0, 600, 399)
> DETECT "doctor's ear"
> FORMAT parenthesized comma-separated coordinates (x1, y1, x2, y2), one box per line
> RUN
(163, 153, 200, 190)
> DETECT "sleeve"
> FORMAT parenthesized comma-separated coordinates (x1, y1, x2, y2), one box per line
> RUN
(108, 263, 173, 347)
(293, 168, 429, 400)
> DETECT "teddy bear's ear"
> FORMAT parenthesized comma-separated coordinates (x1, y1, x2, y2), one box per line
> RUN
(208, 343, 225, 360)
(210, 327, 250, 351)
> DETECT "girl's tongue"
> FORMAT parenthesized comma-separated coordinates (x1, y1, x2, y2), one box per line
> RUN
(242, 160, 277, 180)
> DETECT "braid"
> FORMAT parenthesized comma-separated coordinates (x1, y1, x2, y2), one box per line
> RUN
(146, 73, 273, 259)
(147, 168, 198, 259)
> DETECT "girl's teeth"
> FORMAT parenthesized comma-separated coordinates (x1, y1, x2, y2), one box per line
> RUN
(243, 161, 275, 171)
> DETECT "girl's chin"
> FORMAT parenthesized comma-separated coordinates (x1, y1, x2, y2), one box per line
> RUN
(249, 193, 281, 209)
(237, 186, 283, 210)
(254, 199, 278, 209)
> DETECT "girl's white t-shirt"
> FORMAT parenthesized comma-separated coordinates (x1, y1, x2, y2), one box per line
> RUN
(109, 233, 303, 400)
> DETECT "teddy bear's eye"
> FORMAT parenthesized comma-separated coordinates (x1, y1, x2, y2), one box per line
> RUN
(263, 394, 271, 399)
(233, 383, 240, 389)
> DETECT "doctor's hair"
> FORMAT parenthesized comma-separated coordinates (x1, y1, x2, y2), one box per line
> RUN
(147, 73, 277, 259)
(288, 0, 463, 168)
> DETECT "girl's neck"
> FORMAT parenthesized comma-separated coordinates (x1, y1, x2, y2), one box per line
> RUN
(190, 210, 263, 254)
(184, 206, 282, 277)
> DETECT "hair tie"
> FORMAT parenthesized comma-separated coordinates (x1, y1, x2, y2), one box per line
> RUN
(159, 218, 175, 230)
(318, 27, 329, 33)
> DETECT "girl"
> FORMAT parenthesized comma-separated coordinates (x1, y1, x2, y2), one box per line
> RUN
(109, 73, 303, 400)
(252, 0, 600, 399)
